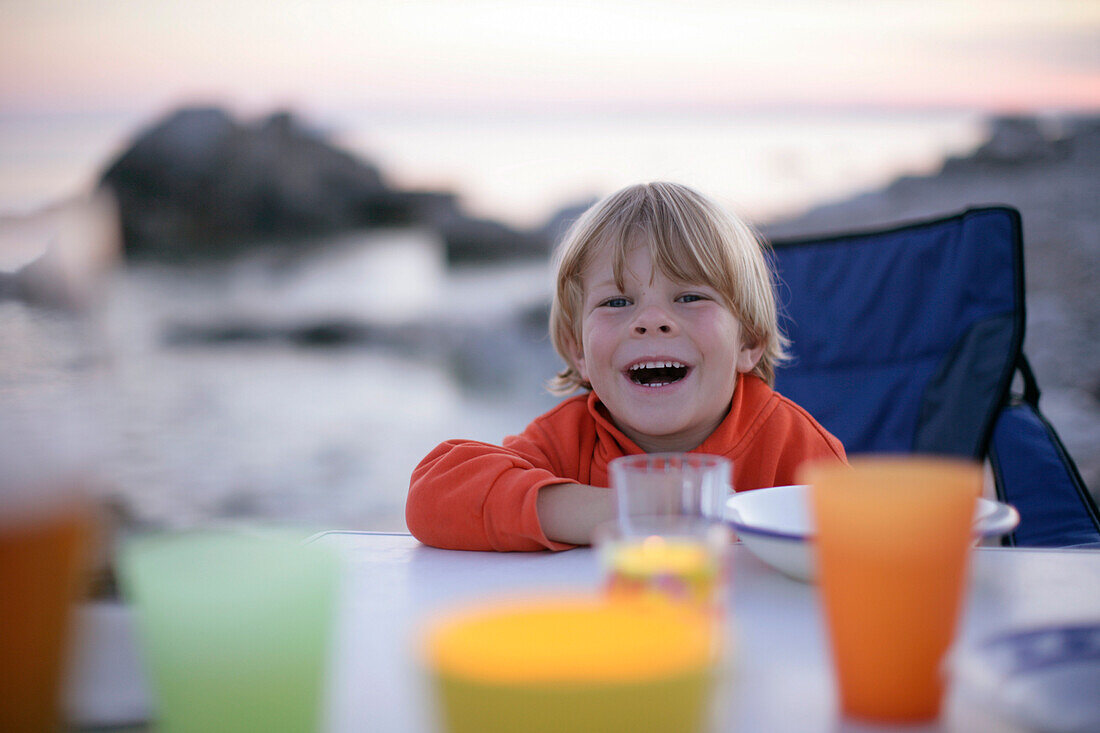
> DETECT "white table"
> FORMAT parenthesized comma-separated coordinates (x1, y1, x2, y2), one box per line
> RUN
(315, 532, 1100, 733)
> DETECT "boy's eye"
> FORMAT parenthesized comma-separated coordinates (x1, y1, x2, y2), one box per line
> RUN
(601, 297, 631, 308)
(677, 293, 706, 303)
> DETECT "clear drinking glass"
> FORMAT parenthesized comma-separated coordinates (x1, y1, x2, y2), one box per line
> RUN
(594, 515, 730, 612)
(609, 453, 732, 524)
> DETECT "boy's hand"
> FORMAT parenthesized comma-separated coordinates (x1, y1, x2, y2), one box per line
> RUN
(536, 483, 616, 546)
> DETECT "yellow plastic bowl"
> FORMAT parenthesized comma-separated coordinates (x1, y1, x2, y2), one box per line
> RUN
(422, 595, 720, 733)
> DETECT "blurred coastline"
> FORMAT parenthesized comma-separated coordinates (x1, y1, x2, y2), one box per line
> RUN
(1, 105, 988, 227)
(2, 106, 1097, 538)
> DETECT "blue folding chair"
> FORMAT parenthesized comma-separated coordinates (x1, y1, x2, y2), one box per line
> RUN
(769, 206, 1100, 547)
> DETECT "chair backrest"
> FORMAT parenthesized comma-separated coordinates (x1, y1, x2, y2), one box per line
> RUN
(769, 207, 1099, 546)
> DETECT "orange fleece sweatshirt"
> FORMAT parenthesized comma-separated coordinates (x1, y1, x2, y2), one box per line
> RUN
(406, 374, 846, 551)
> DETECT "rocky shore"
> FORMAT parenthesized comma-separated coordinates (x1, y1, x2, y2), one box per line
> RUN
(762, 115, 1100, 493)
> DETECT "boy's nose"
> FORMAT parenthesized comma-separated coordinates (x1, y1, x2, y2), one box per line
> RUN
(632, 306, 676, 335)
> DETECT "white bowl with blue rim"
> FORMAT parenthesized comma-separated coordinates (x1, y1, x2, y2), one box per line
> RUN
(723, 484, 1020, 582)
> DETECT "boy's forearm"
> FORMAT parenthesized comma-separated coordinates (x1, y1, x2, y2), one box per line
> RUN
(536, 482, 616, 546)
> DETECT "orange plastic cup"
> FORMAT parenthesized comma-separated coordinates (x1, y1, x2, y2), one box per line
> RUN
(800, 456, 981, 723)
(0, 497, 94, 733)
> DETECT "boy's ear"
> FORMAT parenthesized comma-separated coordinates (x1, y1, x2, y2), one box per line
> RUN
(736, 339, 766, 374)
(565, 332, 589, 383)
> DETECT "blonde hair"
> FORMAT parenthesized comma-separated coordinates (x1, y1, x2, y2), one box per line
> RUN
(548, 182, 788, 394)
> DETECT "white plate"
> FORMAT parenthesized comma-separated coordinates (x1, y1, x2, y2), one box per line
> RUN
(948, 624, 1100, 733)
(724, 484, 1020, 582)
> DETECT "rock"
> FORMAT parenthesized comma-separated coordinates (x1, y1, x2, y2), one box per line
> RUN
(437, 213, 547, 264)
(100, 107, 395, 259)
(0, 191, 122, 310)
(969, 115, 1070, 165)
(98, 105, 551, 264)
(163, 318, 380, 348)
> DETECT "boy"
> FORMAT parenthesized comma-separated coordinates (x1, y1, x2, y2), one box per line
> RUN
(406, 182, 846, 551)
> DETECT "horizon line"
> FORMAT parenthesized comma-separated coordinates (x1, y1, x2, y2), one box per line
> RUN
(2, 97, 1099, 123)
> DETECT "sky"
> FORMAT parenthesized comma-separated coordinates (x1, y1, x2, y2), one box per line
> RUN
(2, 0, 1099, 116)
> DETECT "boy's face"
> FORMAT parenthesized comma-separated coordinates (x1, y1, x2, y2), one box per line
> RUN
(570, 243, 764, 453)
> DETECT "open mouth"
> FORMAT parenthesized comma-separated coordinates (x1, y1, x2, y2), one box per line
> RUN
(627, 361, 689, 387)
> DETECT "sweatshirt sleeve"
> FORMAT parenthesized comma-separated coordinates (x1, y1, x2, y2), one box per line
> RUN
(405, 427, 579, 552)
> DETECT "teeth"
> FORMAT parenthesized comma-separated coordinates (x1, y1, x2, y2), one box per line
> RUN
(630, 361, 685, 371)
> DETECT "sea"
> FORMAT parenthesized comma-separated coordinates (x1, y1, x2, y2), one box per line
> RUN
(1, 106, 990, 533)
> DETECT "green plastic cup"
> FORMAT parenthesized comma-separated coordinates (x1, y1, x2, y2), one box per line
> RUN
(119, 531, 340, 733)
